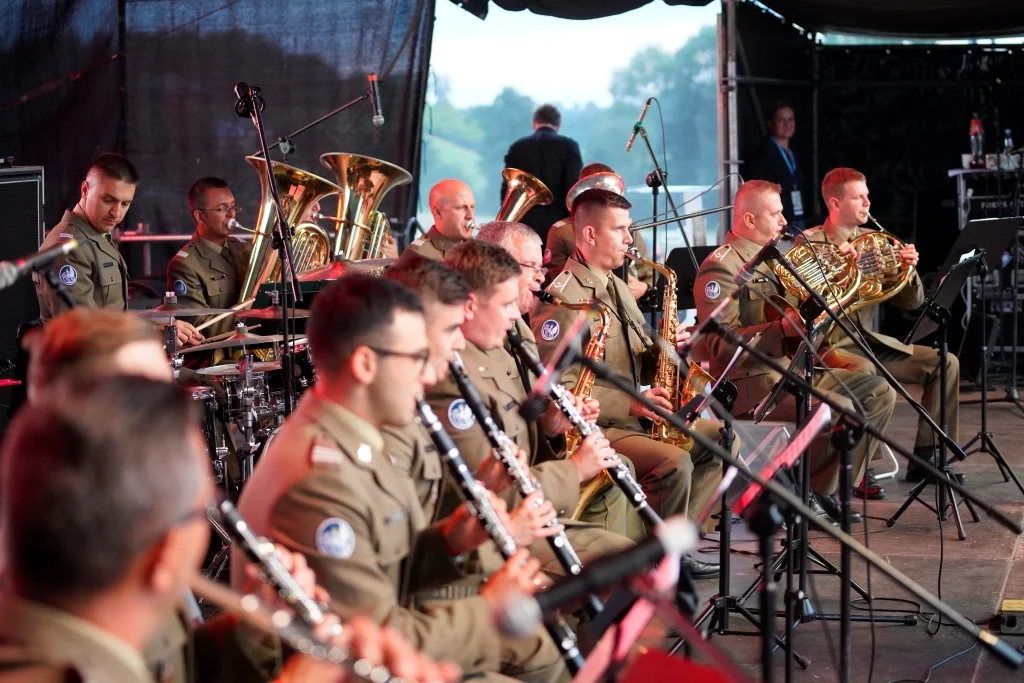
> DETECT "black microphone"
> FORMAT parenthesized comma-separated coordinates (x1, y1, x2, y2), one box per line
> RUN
(233, 82, 264, 120)
(495, 515, 697, 637)
(733, 233, 783, 287)
(1, 239, 79, 290)
(624, 97, 651, 152)
(368, 73, 384, 127)
(519, 295, 594, 421)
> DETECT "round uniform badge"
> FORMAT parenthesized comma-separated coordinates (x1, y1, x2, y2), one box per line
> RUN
(447, 399, 476, 431)
(173, 279, 187, 296)
(704, 281, 721, 301)
(59, 265, 78, 286)
(315, 517, 356, 559)
(540, 319, 560, 341)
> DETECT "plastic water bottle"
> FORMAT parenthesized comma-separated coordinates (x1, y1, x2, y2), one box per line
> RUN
(970, 114, 985, 168)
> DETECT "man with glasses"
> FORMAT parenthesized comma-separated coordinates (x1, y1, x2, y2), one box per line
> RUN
(166, 177, 253, 337)
(236, 274, 566, 683)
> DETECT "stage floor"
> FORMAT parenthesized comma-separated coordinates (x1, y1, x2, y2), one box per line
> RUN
(689, 388, 1024, 683)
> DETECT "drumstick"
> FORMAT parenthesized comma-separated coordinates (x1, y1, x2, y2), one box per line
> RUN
(196, 297, 257, 332)
(201, 324, 260, 344)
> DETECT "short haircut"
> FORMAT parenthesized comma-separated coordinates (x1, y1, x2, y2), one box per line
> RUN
(188, 176, 230, 214)
(733, 180, 782, 220)
(821, 168, 867, 204)
(308, 274, 424, 374)
(384, 251, 470, 306)
(571, 188, 632, 233)
(444, 239, 521, 294)
(768, 100, 794, 121)
(580, 163, 613, 179)
(533, 104, 561, 127)
(2, 376, 201, 606)
(29, 308, 162, 394)
(89, 153, 139, 185)
(476, 221, 542, 254)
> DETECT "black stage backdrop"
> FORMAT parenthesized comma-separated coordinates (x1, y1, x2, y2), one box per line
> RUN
(1, 0, 434, 275)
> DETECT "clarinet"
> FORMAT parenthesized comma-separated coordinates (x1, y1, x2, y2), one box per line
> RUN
(416, 399, 586, 675)
(506, 329, 664, 529)
(215, 500, 329, 628)
(447, 354, 604, 618)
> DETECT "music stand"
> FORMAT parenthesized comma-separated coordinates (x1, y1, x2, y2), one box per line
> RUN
(888, 255, 984, 538)
(666, 246, 718, 310)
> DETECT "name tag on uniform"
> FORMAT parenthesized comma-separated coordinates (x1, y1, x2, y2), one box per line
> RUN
(791, 190, 805, 217)
(504, 400, 517, 412)
(102, 261, 115, 268)
(384, 508, 407, 525)
(210, 274, 226, 281)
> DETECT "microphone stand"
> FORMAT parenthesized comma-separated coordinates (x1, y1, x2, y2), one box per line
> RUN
(236, 84, 302, 416)
(250, 91, 370, 160)
(573, 353, 1024, 676)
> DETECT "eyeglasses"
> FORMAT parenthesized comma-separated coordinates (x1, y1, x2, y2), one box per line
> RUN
(367, 346, 431, 374)
(518, 262, 547, 277)
(199, 204, 242, 215)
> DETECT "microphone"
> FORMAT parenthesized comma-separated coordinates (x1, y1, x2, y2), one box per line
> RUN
(368, 73, 384, 128)
(233, 82, 265, 120)
(519, 293, 594, 421)
(495, 515, 698, 637)
(624, 98, 651, 152)
(733, 233, 782, 287)
(0, 239, 79, 290)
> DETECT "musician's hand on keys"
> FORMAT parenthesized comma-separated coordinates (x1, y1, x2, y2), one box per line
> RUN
(440, 491, 510, 555)
(627, 274, 649, 300)
(539, 398, 573, 437)
(569, 432, 620, 484)
(172, 319, 205, 346)
(241, 545, 328, 611)
(837, 241, 856, 255)
(382, 234, 399, 260)
(475, 450, 519, 494)
(579, 396, 600, 425)
(482, 550, 548, 609)
(630, 386, 674, 423)
(508, 490, 562, 545)
(899, 243, 919, 267)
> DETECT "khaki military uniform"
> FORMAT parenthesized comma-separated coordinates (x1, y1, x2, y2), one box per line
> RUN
(545, 221, 653, 290)
(531, 257, 727, 539)
(166, 234, 251, 337)
(382, 422, 445, 524)
(408, 226, 459, 261)
(692, 230, 897, 494)
(0, 595, 152, 682)
(804, 222, 959, 450)
(33, 210, 128, 321)
(234, 391, 565, 682)
(426, 338, 635, 574)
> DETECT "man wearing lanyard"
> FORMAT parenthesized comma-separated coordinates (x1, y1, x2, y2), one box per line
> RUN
(747, 101, 806, 234)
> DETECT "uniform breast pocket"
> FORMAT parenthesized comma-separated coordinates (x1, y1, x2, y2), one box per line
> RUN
(206, 278, 232, 299)
(99, 267, 123, 301)
(373, 505, 413, 568)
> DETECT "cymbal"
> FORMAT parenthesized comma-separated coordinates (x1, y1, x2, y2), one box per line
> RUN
(234, 306, 312, 320)
(299, 261, 350, 282)
(198, 361, 282, 376)
(136, 304, 233, 319)
(181, 333, 306, 354)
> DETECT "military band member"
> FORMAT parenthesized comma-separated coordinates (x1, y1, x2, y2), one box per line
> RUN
(408, 179, 477, 260)
(235, 275, 566, 683)
(545, 163, 654, 299)
(693, 180, 897, 524)
(33, 153, 201, 348)
(166, 177, 253, 337)
(805, 168, 960, 488)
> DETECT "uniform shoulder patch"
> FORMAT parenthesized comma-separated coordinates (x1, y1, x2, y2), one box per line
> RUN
(58, 264, 77, 286)
(315, 517, 355, 558)
(447, 399, 476, 431)
(172, 279, 187, 296)
(704, 281, 721, 300)
(59, 232, 75, 240)
(175, 250, 189, 259)
(310, 442, 345, 465)
(711, 245, 732, 261)
(550, 270, 571, 292)
(411, 236, 426, 247)
(540, 319, 560, 341)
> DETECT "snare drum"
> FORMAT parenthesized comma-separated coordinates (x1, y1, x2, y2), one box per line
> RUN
(198, 363, 276, 418)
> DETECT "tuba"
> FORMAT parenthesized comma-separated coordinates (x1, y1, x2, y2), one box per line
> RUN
(847, 213, 916, 313)
(238, 157, 340, 302)
(319, 153, 412, 261)
(496, 168, 553, 221)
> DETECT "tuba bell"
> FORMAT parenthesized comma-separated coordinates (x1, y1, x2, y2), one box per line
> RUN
(238, 157, 340, 303)
(319, 153, 412, 261)
(496, 168, 553, 222)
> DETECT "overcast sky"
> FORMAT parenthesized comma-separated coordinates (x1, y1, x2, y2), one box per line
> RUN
(429, 1, 720, 108)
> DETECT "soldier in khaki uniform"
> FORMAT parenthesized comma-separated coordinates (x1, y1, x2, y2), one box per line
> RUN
(235, 275, 567, 683)
(692, 180, 897, 522)
(546, 163, 654, 298)
(408, 179, 476, 260)
(804, 168, 959, 486)
(166, 177, 253, 338)
(32, 154, 202, 351)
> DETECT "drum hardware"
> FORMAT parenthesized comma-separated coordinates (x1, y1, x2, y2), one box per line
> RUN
(179, 323, 304, 354)
(235, 306, 312, 320)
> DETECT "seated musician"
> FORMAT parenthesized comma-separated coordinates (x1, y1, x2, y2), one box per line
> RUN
(531, 186, 730, 578)
(804, 168, 960, 489)
(545, 163, 654, 300)
(408, 179, 477, 260)
(235, 274, 567, 683)
(693, 180, 897, 525)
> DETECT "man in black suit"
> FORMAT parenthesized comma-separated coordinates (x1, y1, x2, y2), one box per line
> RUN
(502, 104, 582, 243)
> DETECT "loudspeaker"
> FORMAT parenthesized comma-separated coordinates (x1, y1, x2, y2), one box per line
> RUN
(0, 166, 45, 431)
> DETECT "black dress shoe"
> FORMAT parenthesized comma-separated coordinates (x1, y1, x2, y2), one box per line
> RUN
(806, 494, 836, 527)
(816, 493, 865, 525)
(682, 555, 720, 579)
(854, 468, 886, 500)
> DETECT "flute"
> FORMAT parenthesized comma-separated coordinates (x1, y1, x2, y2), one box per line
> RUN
(415, 399, 585, 675)
(446, 354, 604, 619)
(506, 328, 664, 529)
